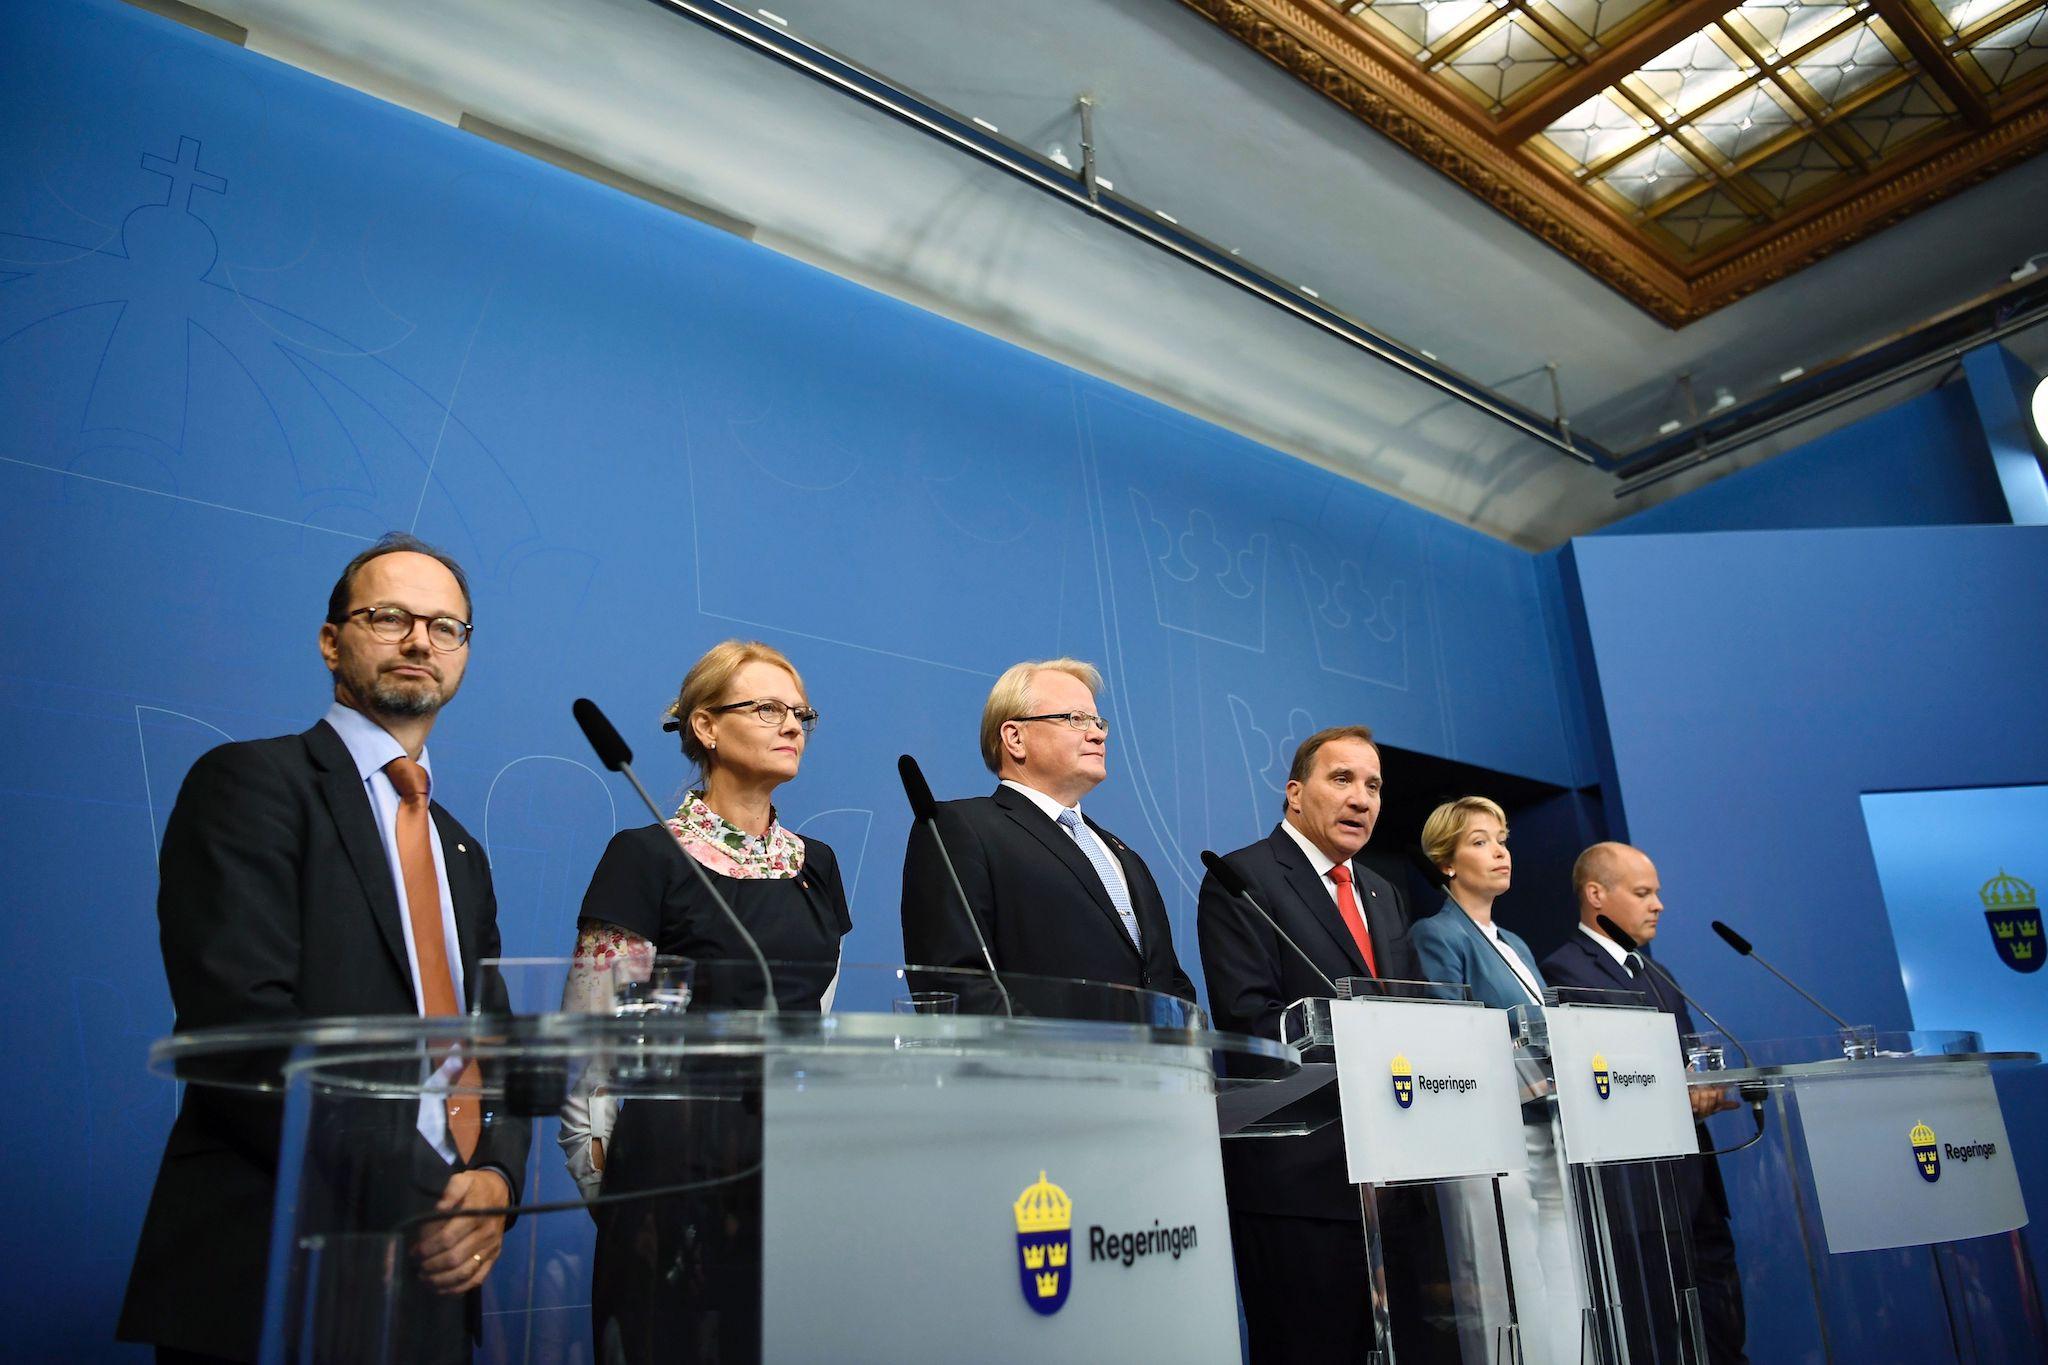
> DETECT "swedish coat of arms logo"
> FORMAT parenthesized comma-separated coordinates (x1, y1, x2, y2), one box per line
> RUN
(1982, 870, 2042, 975)
(1390, 1053, 1414, 1109)
(1592, 1051, 1612, 1101)
(1014, 1171, 1073, 1315)
(1911, 1122, 1941, 1183)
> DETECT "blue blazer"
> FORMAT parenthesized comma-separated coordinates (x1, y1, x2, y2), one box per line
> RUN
(1410, 899, 1548, 1010)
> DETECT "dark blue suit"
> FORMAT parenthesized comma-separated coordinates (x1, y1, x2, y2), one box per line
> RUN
(1542, 930, 1749, 1365)
(1410, 899, 1548, 1010)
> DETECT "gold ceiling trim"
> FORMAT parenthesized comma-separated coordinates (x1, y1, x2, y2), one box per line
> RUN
(1183, 0, 2048, 325)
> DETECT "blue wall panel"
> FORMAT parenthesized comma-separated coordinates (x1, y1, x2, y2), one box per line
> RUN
(1, 2, 1581, 1351)
(1596, 381, 2010, 537)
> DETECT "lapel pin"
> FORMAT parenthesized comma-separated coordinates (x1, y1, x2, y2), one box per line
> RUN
(457, 843, 467, 853)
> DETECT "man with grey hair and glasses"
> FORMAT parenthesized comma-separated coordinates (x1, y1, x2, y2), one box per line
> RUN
(900, 657, 1195, 1001)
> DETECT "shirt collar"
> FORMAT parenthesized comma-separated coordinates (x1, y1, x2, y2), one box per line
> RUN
(1578, 922, 1633, 969)
(323, 700, 429, 786)
(1001, 778, 1081, 826)
(1277, 817, 1342, 879)
(677, 790, 781, 850)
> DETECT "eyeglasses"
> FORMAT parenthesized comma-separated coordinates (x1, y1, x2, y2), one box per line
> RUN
(1014, 711, 1109, 733)
(708, 698, 819, 733)
(336, 605, 472, 652)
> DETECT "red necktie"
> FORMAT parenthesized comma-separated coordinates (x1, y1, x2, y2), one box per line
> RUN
(1327, 864, 1379, 977)
(385, 756, 480, 1162)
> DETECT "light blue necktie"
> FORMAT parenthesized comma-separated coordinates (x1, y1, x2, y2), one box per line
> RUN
(1056, 807, 1141, 950)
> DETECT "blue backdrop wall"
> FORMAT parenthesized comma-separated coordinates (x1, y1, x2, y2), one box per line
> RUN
(1566, 523, 2048, 1359)
(2, 2, 1584, 1351)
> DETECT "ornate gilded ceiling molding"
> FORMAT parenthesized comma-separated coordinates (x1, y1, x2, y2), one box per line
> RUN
(1182, 0, 2048, 327)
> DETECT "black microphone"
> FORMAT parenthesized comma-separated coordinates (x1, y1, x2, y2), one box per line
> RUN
(1597, 915, 1753, 1069)
(1600, 915, 1766, 1156)
(896, 755, 1013, 1017)
(572, 698, 778, 1013)
(1200, 850, 1339, 998)
(1710, 919, 1856, 1031)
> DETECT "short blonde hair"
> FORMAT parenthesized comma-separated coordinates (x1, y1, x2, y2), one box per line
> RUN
(979, 658, 1104, 773)
(661, 639, 806, 776)
(1420, 795, 1508, 871)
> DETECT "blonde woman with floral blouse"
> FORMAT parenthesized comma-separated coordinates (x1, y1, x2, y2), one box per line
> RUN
(560, 639, 850, 1362)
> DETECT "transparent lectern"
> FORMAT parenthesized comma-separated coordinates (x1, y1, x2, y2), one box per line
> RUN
(147, 962, 1299, 1364)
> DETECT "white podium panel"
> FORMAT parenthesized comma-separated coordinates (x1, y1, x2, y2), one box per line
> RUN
(1796, 1064, 2027, 1253)
(1330, 997, 1524, 1185)
(1544, 1003, 1695, 1165)
(761, 1047, 1238, 1362)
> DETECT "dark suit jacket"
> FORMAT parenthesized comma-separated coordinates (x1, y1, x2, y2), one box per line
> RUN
(1541, 931, 1731, 1224)
(1198, 824, 1419, 1219)
(901, 783, 1196, 1003)
(1411, 899, 1548, 1011)
(118, 719, 530, 1361)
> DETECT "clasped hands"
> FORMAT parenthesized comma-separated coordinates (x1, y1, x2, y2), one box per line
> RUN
(413, 1168, 511, 1296)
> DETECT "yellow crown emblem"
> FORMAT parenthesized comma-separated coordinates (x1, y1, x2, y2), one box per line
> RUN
(1592, 1052, 1609, 1072)
(1390, 1053, 1413, 1077)
(1981, 870, 2038, 911)
(1014, 1171, 1073, 1235)
(1035, 1270, 1061, 1297)
(1910, 1122, 1937, 1147)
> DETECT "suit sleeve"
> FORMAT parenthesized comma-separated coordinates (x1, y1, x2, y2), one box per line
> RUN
(1196, 867, 1284, 1040)
(900, 803, 995, 972)
(1139, 863, 1198, 1005)
(1411, 917, 1466, 991)
(579, 828, 669, 944)
(158, 743, 307, 1033)
(465, 843, 530, 1209)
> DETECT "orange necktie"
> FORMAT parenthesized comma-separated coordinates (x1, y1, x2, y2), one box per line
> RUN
(1327, 863, 1379, 978)
(385, 755, 480, 1162)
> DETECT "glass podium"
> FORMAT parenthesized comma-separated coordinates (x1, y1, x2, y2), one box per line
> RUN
(147, 962, 1298, 1365)
(1271, 981, 1711, 1365)
(1684, 1029, 2042, 1365)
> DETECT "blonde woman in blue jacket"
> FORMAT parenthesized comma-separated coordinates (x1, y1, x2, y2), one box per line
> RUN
(1411, 796, 1586, 1365)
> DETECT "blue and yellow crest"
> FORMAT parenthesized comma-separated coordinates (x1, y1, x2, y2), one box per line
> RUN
(1390, 1053, 1414, 1109)
(1911, 1122, 1940, 1182)
(1014, 1171, 1073, 1315)
(1592, 1051, 1612, 1101)
(1981, 870, 2042, 975)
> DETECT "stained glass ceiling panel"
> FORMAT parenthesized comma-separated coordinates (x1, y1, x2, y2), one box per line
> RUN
(1440, 14, 1572, 109)
(1725, 0, 1864, 61)
(1344, 0, 1495, 56)
(1683, 81, 1805, 164)
(1535, 89, 1661, 168)
(1532, 0, 1666, 49)
(1784, 18, 1903, 109)
(1963, 6, 2048, 90)
(1624, 30, 1756, 119)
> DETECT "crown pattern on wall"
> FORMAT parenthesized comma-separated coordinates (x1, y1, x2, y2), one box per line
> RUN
(1181, 0, 2048, 323)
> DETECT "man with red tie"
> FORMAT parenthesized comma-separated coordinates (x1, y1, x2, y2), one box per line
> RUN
(1198, 725, 1421, 1363)
(118, 535, 527, 1364)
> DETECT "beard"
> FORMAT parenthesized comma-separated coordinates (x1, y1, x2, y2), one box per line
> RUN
(367, 674, 444, 718)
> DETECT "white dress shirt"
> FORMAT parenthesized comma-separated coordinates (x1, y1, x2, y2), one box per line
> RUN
(1001, 779, 1132, 908)
(1478, 916, 1545, 1004)
(1277, 818, 1344, 904)
(323, 701, 466, 1162)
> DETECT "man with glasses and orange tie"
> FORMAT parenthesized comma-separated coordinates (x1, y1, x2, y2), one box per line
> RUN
(118, 533, 528, 1365)
(900, 657, 1196, 1001)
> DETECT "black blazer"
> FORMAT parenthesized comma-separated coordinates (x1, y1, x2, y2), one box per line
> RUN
(901, 784, 1196, 1002)
(118, 720, 530, 1361)
(1541, 931, 1728, 1221)
(1198, 824, 1418, 1219)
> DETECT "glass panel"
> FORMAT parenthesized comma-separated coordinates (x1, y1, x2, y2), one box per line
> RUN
(1836, 76, 1953, 159)
(1532, 0, 1667, 50)
(1596, 136, 1708, 205)
(1786, 18, 1904, 108)
(1347, 0, 1497, 55)
(1536, 88, 1660, 168)
(1963, 7, 2048, 90)
(1441, 14, 1572, 110)
(1625, 29, 1755, 119)
(1684, 81, 1805, 164)
(1726, 0, 1864, 62)
(1651, 188, 1755, 249)
(1740, 133, 1854, 205)
(1922, 0, 2030, 39)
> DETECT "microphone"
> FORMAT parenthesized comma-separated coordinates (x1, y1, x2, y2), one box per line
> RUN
(1597, 915, 1753, 1069)
(896, 755, 1013, 1017)
(572, 698, 778, 1014)
(1599, 915, 1767, 1157)
(1710, 919, 1856, 1032)
(1199, 850, 1339, 998)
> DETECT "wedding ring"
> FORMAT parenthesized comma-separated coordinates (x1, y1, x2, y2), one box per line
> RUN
(471, 1254, 483, 1265)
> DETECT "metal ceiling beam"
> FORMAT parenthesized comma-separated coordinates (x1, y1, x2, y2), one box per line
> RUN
(641, 0, 1609, 466)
